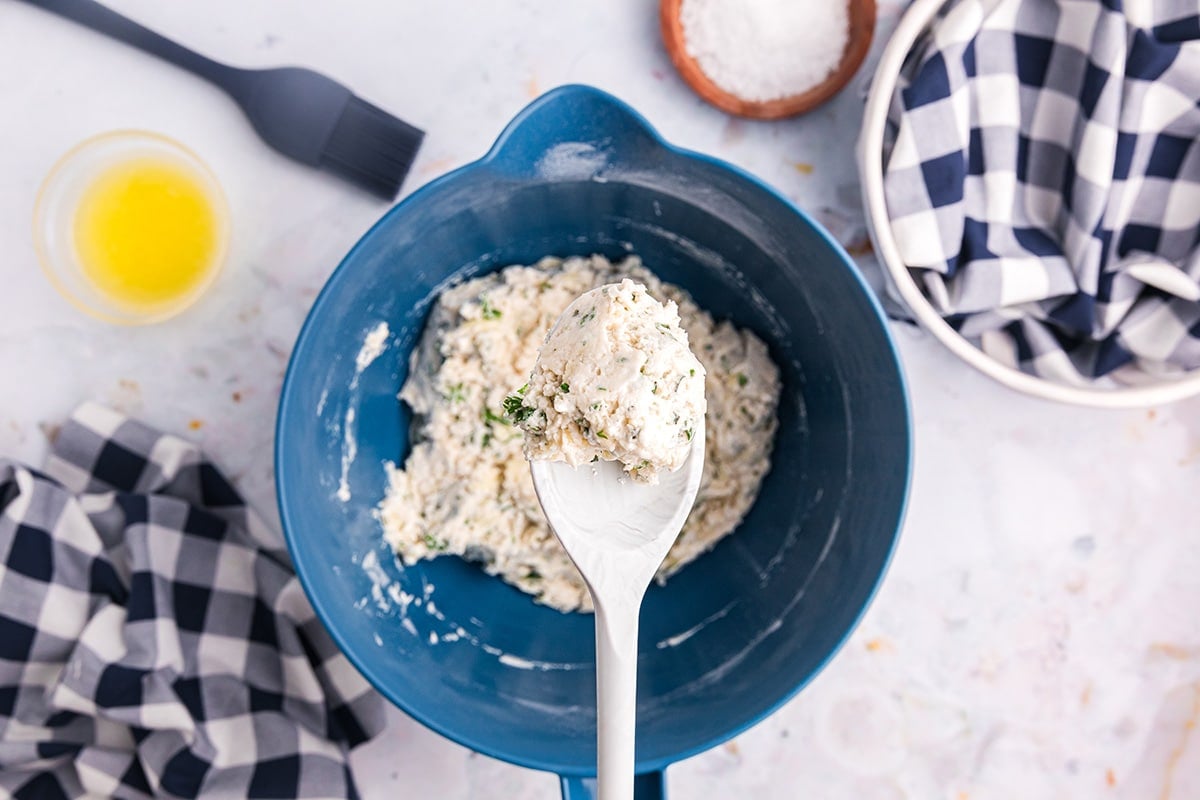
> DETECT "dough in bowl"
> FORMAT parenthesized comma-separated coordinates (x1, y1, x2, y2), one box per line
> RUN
(377, 255, 780, 612)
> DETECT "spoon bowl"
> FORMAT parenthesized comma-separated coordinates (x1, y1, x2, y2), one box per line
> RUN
(659, 0, 877, 120)
(531, 423, 706, 800)
(531, 423, 706, 596)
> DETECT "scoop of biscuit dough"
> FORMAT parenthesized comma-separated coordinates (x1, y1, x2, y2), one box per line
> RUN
(507, 279, 706, 484)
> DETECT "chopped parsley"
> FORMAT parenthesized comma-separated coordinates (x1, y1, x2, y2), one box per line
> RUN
(501, 396, 533, 424)
(579, 308, 596, 325)
(483, 407, 510, 426)
(560, 382, 570, 393)
(444, 382, 466, 403)
(595, 430, 608, 440)
(421, 533, 449, 551)
(685, 428, 694, 442)
(517, 383, 529, 396)
(480, 296, 502, 320)
(736, 372, 749, 387)
(690, 368, 696, 377)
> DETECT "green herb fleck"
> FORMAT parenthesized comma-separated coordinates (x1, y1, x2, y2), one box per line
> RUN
(591, 455, 600, 463)
(595, 430, 608, 440)
(501, 396, 532, 424)
(517, 383, 529, 396)
(560, 382, 570, 393)
(421, 533, 449, 551)
(523, 411, 546, 434)
(484, 407, 511, 426)
(525, 569, 542, 581)
(590, 402, 601, 410)
(598, 386, 607, 392)
(689, 368, 696, 377)
(444, 382, 466, 403)
(481, 431, 493, 448)
(579, 308, 596, 325)
(480, 297, 501, 320)
(736, 373, 748, 387)
(685, 428, 694, 442)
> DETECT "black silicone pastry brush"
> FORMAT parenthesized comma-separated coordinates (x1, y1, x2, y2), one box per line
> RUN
(20, 0, 424, 199)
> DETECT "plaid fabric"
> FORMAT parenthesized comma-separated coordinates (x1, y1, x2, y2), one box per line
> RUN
(883, 0, 1200, 383)
(0, 404, 384, 799)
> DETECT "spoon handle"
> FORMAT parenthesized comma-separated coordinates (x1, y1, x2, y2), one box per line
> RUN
(594, 599, 640, 800)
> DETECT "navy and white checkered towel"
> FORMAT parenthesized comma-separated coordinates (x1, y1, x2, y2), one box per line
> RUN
(883, 0, 1200, 383)
(0, 404, 384, 799)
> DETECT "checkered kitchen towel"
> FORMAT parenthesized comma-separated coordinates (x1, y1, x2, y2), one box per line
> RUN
(0, 404, 384, 799)
(883, 0, 1200, 383)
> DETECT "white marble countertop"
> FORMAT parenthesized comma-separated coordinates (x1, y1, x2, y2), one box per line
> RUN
(3, 1, 1199, 798)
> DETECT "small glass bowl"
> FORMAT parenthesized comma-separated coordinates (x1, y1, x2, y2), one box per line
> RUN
(33, 130, 231, 325)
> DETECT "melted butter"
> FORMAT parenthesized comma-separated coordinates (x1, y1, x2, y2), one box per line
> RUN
(73, 157, 220, 312)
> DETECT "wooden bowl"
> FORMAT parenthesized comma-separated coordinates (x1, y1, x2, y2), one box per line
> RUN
(660, 0, 877, 120)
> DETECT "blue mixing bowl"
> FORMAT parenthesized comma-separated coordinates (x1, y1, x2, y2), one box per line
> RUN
(276, 85, 910, 799)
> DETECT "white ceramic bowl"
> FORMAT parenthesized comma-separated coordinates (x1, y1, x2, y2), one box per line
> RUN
(858, 0, 1200, 408)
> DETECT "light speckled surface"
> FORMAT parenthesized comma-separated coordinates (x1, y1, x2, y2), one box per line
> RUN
(2, 2, 1198, 797)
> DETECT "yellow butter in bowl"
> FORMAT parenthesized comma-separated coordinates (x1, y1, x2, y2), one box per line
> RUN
(35, 131, 230, 325)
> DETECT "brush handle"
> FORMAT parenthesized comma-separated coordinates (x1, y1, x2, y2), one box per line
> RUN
(19, 0, 240, 88)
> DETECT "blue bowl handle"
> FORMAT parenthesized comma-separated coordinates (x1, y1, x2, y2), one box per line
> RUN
(560, 772, 666, 799)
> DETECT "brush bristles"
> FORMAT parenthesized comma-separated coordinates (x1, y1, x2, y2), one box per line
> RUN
(321, 97, 424, 200)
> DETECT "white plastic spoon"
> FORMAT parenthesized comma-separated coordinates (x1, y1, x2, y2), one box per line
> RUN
(531, 422, 706, 800)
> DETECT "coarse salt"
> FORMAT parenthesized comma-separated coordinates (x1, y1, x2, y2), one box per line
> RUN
(680, 0, 850, 103)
